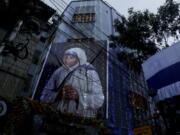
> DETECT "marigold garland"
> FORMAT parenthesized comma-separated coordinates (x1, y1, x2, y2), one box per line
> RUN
(2, 98, 109, 135)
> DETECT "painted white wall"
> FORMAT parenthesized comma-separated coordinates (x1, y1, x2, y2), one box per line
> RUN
(55, 0, 121, 43)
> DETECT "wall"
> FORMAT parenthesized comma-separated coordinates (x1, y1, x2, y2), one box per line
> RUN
(55, 0, 121, 43)
(0, 28, 55, 100)
(54, 0, 153, 134)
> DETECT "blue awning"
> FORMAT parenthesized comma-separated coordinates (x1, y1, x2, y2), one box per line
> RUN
(142, 41, 180, 101)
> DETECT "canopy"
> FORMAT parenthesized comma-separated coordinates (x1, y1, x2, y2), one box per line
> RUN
(142, 41, 180, 101)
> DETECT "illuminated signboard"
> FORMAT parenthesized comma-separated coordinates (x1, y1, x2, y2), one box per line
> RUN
(134, 126, 152, 135)
(130, 92, 148, 111)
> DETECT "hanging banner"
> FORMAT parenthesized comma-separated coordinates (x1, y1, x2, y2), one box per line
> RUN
(34, 41, 108, 118)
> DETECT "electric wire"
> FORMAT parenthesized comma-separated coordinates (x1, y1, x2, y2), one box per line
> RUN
(41, 0, 148, 92)
(49, 0, 147, 91)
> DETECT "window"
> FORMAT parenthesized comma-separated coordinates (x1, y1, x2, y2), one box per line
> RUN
(72, 13, 95, 23)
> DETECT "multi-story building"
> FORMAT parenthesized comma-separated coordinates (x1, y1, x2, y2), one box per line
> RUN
(36, 0, 156, 135)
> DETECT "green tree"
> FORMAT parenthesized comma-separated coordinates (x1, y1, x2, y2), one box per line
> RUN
(156, 0, 180, 46)
(111, 0, 180, 72)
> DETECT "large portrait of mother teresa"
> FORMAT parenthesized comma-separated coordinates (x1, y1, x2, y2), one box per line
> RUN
(36, 41, 107, 118)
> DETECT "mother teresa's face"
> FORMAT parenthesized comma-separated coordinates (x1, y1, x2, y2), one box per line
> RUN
(63, 55, 79, 67)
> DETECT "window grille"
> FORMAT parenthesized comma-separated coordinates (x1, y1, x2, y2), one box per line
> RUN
(72, 13, 95, 23)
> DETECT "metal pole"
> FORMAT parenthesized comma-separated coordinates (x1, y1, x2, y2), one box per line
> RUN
(31, 41, 53, 99)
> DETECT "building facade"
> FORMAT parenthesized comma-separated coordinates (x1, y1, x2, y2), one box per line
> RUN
(0, 0, 57, 100)
(41, 0, 155, 135)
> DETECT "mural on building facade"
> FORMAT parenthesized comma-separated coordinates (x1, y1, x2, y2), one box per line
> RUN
(36, 41, 108, 118)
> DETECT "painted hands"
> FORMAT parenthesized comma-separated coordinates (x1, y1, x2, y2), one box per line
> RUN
(62, 85, 79, 100)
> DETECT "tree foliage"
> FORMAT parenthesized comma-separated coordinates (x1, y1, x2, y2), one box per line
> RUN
(156, 0, 180, 45)
(111, 0, 180, 72)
